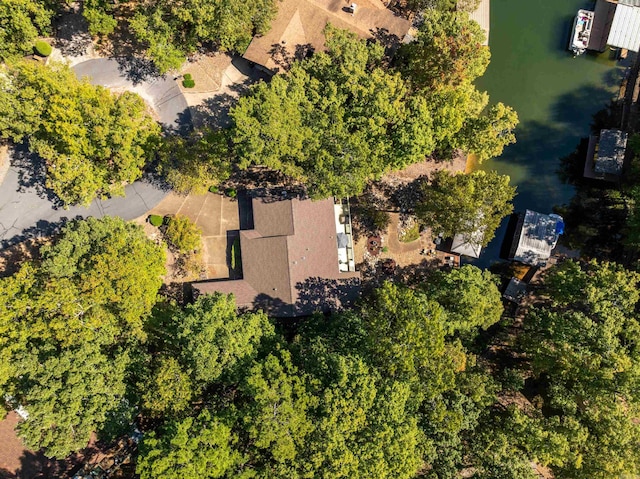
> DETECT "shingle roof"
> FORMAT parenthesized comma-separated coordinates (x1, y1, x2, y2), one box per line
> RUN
(193, 198, 360, 317)
(242, 0, 411, 72)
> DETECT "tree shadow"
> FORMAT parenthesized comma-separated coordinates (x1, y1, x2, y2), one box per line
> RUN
(294, 276, 361, 316)
(267, 43, 314, 71)
(10, 145, 63, 208)
(53, 11, 92, 58)
(369, 27, 403, 58)
(0, 217, 82, 250)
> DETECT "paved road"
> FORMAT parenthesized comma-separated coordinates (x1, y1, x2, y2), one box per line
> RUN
(0, 152, 170, 248)
(0, 60, 190, 249)
(73, 58, 190, 128)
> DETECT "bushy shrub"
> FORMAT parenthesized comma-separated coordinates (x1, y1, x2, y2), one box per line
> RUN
(182, 73, 195, 88)
(148, 214, 163, 227)
(208, 185, 219, 193)
(231, 236, 241, 271)
(34, 40, 52, 57)
(226, 188, 237, 198)
(165, 216, 202, 253)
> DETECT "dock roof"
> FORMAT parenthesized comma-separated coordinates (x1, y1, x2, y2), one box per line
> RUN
(595, 129, 627, 175)
(461, 0, 490, 46)
(607, 3, 640, 51)
(511, 210, 562, 266)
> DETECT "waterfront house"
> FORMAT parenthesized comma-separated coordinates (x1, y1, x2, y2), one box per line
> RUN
(192, 197, 360, 317)
(242, 0, 411, 73)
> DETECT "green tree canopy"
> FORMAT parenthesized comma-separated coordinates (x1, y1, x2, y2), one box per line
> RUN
(423, 265, 503, 337)
(0, 0, 55, 60)
(83, 0, 117, 36)
(455, 102, 519, 163)
(176, 293, 275, 386)
(158, 128, 233, 195)
(129, 0, 278, 73)
(165, 216, 202, 253)
(516, 260, 640, 478)
(0, 217, 165, 457)
(136, 409, 243, 479)
(231, 26, 436, 198)
(399, 10, 490, 90)
(0, 61, 160, 205)
(417, 170, 516, 246)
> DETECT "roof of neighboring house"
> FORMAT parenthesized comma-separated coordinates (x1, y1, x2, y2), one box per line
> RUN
(511, 210, 563, 266)
(193, 197, 360, 317)
(461, 0, 490, 46)
(242, 0, 411, 72)
(595, 129, 628, 175)
(607, 3, 640, 51)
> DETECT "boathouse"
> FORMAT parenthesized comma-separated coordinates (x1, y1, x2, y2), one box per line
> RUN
(607, 0, 640, 52)
(584, 128, 628, 180)
(508, 210, 564, 267)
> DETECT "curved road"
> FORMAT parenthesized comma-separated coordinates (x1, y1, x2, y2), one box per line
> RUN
(0, 59, 190, 249)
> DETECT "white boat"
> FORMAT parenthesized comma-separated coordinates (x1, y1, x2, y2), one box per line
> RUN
(569, 9, 594, 56)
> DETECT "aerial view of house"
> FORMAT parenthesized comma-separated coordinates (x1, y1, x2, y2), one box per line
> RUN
(1, 0, 640, 477)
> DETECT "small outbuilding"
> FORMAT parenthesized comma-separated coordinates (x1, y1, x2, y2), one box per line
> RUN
(584, 129, 628, 180)
(503, 277, 527, 304)
(508, 210, 564, 267)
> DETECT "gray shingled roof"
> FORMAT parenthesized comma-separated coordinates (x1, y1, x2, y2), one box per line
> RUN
(595, 129, 627, 175)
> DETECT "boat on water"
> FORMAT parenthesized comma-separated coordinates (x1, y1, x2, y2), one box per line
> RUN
(569, 9, 594, 56)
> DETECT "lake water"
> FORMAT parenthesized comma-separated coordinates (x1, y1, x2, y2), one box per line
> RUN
(470, 0, 624, 267)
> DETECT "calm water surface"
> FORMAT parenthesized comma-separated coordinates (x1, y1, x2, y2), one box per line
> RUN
(470, 0, 623, 267)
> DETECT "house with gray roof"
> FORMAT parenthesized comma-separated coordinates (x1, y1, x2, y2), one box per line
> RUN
(192, 197, 360, 317)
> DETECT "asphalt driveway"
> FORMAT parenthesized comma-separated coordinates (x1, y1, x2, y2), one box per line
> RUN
(0, 60, 194, 250)
(72, 58, 190, 129)
(0, 149, 169, 248)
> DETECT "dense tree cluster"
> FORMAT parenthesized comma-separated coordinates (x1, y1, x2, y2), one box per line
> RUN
(231, 19, 517, 197)
(0, 0, 55, 60)
(80, 0, 277, 72)
(417, 170, 516, 247)
(0, 217, 165, 456)
(0, 61, 160, 205)
(515, 260, 640, 479)
(157, 127, 233, 195)
(3, 215, 639, 479)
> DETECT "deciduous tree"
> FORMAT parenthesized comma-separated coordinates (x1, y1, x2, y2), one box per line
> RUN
(177, 293, 274, 385)
(0, 217, 165, 457)
(129, 0, 278, 73)
(0, 0, 54, 60)
(231, 26, 436, 198)
(417, 170, 516, 246)
(0, 61, 160, 205)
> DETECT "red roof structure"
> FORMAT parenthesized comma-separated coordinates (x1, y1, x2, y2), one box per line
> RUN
(192, 197, 360, 317)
